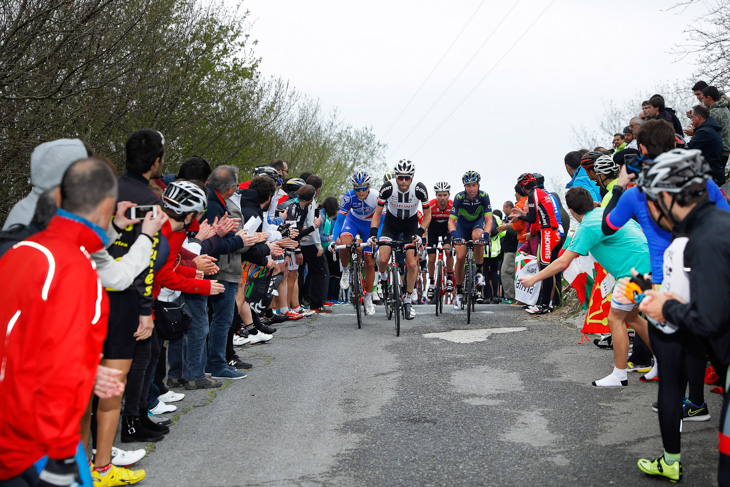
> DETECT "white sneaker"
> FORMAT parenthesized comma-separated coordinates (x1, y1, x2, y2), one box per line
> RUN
(340, 267, 351, 289)
(249, 332, 273, 344)
(476, 273, 486, 287)
(364, 293, 375, 316)
(232, 335, 250, 347)
(454, 294, 463, 310)
(150, 400, 177, 415)
(158, 390, 185, 403)
(294, 306, 315, 317)
(92, 447, 146, 467)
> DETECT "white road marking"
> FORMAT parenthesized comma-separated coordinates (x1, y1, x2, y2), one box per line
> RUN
(423, 327, 527, 343)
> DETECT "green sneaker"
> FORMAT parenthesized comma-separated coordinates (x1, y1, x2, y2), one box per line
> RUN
(637, 456, 682, 483)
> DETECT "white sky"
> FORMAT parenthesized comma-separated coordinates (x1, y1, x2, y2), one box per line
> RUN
(242, 0, 707, 208)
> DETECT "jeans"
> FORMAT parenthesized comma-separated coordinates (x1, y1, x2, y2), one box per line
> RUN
(206, 281, 237, 374)
(168, 335, 184, 380)
(183, 293, 209, 381)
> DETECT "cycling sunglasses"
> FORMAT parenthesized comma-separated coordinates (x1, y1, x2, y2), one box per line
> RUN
(354, 186, 369, 192)
(397, 175, 412, 181)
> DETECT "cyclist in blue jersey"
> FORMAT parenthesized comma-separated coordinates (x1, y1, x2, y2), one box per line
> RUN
(332, 171, 379, 315)
(448, 171, 493, 310)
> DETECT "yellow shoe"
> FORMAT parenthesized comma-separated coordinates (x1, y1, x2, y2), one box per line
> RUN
(92, 464, 146, 486)
(637, 455, 682, 482)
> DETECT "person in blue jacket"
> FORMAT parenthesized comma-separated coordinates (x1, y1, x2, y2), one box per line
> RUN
(564, 150, 601, 202)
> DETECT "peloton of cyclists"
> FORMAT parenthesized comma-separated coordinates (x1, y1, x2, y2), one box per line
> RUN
(448, 171, 494, 310)
(331, 171, 379, 315)
(368, 160, 431, 320)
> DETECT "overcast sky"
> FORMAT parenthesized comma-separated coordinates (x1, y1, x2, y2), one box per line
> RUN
(242, 0, 707, 207)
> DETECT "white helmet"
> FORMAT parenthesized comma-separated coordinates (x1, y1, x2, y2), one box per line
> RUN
(637, 149, 709, 199)
(163, 180, 207, 215)
(394, 159, 415, 176)
(434, 182, 451, 193)
(593, 155, 620, 176)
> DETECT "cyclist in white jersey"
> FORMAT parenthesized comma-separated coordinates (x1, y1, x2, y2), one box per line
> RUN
(368, 159, 431, 320)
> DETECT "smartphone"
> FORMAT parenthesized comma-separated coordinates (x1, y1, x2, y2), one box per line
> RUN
(130, 205, 158, 220)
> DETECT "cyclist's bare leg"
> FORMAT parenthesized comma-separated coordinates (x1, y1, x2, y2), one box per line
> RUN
(364, 252, 376, 291)
(338, 233, 354, 267)
(454, 244, 466, 285)
(405, 248, 418, 293)
(445, 244, 454, 273)
(472, 228, 485, 266)
(427, 253, 436, 280)
(377, 243, 391, 275)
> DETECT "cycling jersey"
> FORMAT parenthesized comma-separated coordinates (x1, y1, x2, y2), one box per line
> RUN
(378, 179, 429, 219)
(450, 190, 492, 222)
(519, 187, 558, 230)
(428, 199, 453, 226)
(547, 192, 565, 237)
(332, 189, 379, 241)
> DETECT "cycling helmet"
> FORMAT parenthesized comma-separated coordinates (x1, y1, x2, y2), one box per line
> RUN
(282, 177, 306, 193)
(163, 180, 207, 215)
(517, 172, 536, 190)
(637, 149, 709, 200)
(434, 181, 451, 193)
(351, 171, 371, 187)
(674, 133, 687, 149)
(593, 155, 620, 176)
(533, 172, 545, 188)
(383, 170, 396, 183)
(462, 171, 481, 184)
(580, 151, 603, 170)
(253, 165, 281, 182)
(394, 159, 415, 176)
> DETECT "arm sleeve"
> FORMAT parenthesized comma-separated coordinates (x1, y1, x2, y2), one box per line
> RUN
(176, 265, 197, 278)
(377, 182, 393, 206)
(241, 242, 271, 267)
(134, 232, 164, 315)
(518, 191, 537, 223)
(482, 193, 492, 214)
(93, 234, 153, 290)
(331, 212, 347, 242)
(708, 180, 730, 211)
(156, 258, 212, 295)
(602, 185, 630, 235)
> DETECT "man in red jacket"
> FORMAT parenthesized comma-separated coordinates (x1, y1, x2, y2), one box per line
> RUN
(0, 158, 117, 486)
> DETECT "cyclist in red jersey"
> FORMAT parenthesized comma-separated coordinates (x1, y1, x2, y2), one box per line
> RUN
(512, 173, 562, 314)
(426, 182, 455, 300)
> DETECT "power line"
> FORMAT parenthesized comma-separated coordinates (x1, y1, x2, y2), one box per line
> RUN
(388, 0, 522, 159)
(411, 0, 558, 157)
(381, 0, 486, 140)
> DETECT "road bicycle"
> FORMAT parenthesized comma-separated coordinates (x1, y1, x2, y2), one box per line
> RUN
(428, 236, 453, 317)
(335, 242, 367, 329)
(377, 240, 412, 337)
(455, 239, 488, 324)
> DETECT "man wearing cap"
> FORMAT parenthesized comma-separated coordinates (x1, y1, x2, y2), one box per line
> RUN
(564, 150, 601, 202)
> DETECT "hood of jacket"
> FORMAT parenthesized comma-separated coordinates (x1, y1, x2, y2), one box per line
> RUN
(238, 189, 262, 210)
(3, 138, 87, 230)
(700, 117, 722, 132)
(713, 98, 729, 110)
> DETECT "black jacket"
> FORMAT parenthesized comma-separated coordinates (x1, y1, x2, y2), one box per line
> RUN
(687, 118, 724, 182)
(663, 200, 730, 364)
(236, 189, 270, 266)
(202, 183, 244, 258)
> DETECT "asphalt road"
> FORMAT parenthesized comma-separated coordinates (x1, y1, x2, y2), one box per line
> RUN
(136, 301, 723, 486)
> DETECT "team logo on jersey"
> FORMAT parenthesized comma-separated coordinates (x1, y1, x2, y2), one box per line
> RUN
(343, 194, 351, 205)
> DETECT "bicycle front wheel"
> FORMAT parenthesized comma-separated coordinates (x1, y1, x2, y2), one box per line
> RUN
(351, 260, 362, 329)
(434, 260, 442, 317)
(391, 267, 401, 337)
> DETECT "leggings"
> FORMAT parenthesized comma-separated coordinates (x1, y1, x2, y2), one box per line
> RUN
(122, 336, 152, 416)
(483, 256, 501, 300)
(649, 324, 707, 454)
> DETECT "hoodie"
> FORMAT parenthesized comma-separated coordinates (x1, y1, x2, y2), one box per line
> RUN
(709, 98, 730, 153)
(3, 139, 87, 230)
(688, 117, 724, 182)
(565, 166, 601, 202)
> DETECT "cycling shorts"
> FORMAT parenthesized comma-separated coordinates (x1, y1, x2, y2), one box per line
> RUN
(340, 215, 373, 254)
(286, 250, 299, 271)
(455, 218, 484, 241)
(427, 222, 451, 254)
(380, 213, 419, 250)
(538, 228, 561, 267)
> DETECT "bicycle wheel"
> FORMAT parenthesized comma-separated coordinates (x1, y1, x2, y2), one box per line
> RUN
(434, 260, 442, 317)
(465, 253, 473, 324)
(391, 266, 401, 337)
(385, 270, 393, 320)
(351, 258, 362, 329)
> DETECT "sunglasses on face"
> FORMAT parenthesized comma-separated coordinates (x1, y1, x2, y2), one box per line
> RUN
(397, 176, 411, 181)
(354, 186, 369, 192)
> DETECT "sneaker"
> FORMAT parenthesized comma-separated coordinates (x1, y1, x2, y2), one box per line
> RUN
(533, 305, 553, 315)
(453, 294, 463, 310)
(427, 285, 435, 300)
(150, 400, 177, 415)
(637, 455, 682, 483)
(285, 311, 303, 320)
(232, 335, 249, 347)
(475, 273, 486, 287)
(228, 355, 252, 369)
(525, 305, 541, 314)
(256, 322, 277, 334)
(627, 361, 652, 373)
(210, 367, 247, 380)
(364, 294, 375, 316)
(313, 307, 332, 314)
(293, 306, 315, 317)
(340, 267, 351, 289)
(639, 374, 658, 382)
(651, 401, 659, 413)
(403, 302, 415, 320)
(593, 334, 613, 349)
(166, 377, 185, 389)
(270, 313, 289, 324)
(184, 377, 223, 390)
(323, 301, 335, 306)
(91, 447, 146, 468)
(249, 332, 273, 344)
(683, 398, 710, 421)
(158, 390, 184, 403)
(147, 411, 172, 427)
(92, 464, 146, 486)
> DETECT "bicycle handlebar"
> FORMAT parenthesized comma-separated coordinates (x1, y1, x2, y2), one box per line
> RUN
(376, 240, 415, 248)
(334, 242, 368, 250)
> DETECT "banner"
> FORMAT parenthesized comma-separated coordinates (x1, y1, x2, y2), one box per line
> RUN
(242, 262, 284, 316)
(580, 262, 612, 336)
(514, 253, 541, 306)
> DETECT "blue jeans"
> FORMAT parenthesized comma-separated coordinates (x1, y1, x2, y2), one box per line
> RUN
(206, 281, 237, 374)
(183, 293, 209, 380)
(167, 335, 184, 380)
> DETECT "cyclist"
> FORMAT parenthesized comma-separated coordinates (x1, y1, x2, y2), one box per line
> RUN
(331, 171, 379, 315)
(368, 159, 431, 320)
(448, 170, 493, 310)
(593, 155, 621, 207)
(426, 182, 454, 301)
(512, 173, 561, 314)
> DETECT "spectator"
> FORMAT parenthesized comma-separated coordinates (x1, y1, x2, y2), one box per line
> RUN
(564, 150, 601, 202)
(622, 126, 634, 146)
(498, 201, 518, 303)
(160, 155, 213, 186)
(613, 133, 626, 153)
(701, 86, 730, 173)
(0, 158, 120, 486)
(647, 94, 683, 135)
(627, 117, 643, 150)
(692, 80, 708, 103)
(686, 104, 725, 185)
